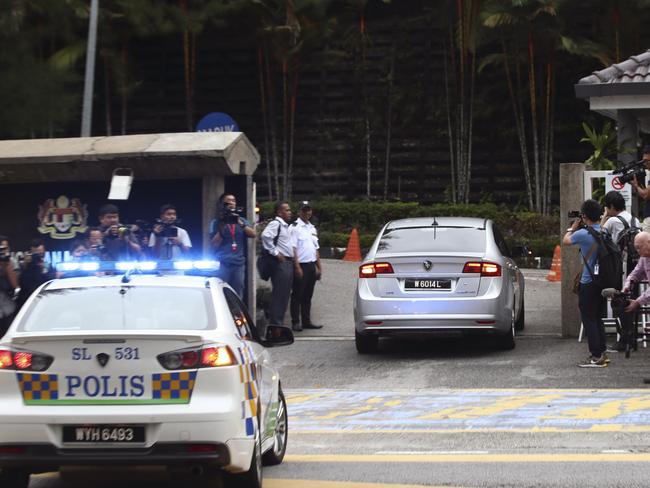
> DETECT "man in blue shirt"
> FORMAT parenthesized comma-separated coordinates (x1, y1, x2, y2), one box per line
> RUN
(210, 193, 256, 298)
(563, 199, 608, 368)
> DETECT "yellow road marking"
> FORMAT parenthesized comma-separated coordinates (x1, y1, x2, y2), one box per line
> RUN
(314, 405, 374, 420)
(285, 453, 650, 463)
(545, 396, 650, 420)
(286, 392, 332, 404)
(266, 479, 458, 488)
(419, 394, 562, 420)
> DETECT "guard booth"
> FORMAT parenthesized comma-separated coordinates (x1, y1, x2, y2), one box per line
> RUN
(0, 132, 260, 311)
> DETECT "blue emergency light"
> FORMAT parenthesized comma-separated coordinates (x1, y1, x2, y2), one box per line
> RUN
(56, 260, 220, 275)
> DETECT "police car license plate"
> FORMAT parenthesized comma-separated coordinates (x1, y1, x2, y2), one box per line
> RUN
(405, 279, 452, 290)
(62, 425, 145, 444)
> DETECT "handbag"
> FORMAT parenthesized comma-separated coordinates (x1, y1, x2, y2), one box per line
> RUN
(257, 221, 282, 281)
(572, 243, 597, 295)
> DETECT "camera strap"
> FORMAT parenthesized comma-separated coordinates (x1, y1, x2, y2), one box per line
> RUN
(579, 243, 598, 281)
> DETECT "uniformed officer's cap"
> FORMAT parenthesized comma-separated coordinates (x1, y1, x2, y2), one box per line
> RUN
(299, 201, 312, 211)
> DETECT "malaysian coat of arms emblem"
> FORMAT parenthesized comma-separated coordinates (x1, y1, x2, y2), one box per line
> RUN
(37, 195, 89, 239)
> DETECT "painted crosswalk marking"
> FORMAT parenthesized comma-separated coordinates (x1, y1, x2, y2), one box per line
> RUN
(286, 389, 650, 433)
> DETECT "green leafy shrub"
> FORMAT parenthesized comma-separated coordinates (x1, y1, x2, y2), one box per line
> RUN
(259, 200, 560, 257)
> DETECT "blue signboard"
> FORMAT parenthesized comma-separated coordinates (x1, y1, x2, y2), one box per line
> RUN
(196, 112, 240, 132)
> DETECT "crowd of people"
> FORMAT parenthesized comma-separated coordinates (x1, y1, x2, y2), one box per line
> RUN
(564, 187, 650, 370)
(0, 195, 324, 336)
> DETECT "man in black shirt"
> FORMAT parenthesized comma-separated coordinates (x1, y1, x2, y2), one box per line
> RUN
(631, 145, 650, 231)
(16, 239, 56, 311)
(98, 204, 141, 260)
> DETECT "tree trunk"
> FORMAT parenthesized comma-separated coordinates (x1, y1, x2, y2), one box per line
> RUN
(282, 59, 289, 199)
(287, 59, 299, 200)
(120, 42, 128, 135)
(265, 46, 280, 200)
(527, 33, 541, 212)
(258, 46, 273, 202)
(502, 38, 533, 210)
(180, 0, 192, 131)
(383, 39, 396, 200)
(103, 53, 112, 136)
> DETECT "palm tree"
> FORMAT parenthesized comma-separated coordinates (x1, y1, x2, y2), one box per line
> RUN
(482, 0, 607, 214)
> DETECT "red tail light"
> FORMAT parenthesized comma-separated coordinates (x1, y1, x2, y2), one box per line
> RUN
(463, 261, 502, 277)
(0, 349, 52, 371)
(359, 262, 394, 278)
(158, 345, 236, 370)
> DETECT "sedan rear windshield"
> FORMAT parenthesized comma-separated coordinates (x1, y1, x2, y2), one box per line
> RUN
(378, 226, 486, 254)
(19, 287, 214, 332)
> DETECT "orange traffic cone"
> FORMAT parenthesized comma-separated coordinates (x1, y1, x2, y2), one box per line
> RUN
(343, 228, 362, 262)
(546, 245, 562, 282)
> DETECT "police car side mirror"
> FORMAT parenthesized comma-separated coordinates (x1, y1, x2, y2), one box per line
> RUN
(262, 324, 294, 347)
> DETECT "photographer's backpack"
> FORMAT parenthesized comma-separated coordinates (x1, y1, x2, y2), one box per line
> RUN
(615, 216, 641, 272)
(583, 226, 623, 290)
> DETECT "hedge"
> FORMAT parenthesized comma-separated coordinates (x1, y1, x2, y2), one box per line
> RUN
(259, 201, 560, 257)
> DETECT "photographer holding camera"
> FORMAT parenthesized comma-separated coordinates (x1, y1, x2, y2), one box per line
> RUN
(210, 193, 255, 298)
(630, 145, 650, 232)
(0, 235, 18, 336)
(98, 203, 142, 260)
(16, 239, 56, 311)
(562, 199, 609, 368)
(149, 204, 192, 260)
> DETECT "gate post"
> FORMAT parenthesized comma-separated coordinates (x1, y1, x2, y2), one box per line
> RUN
(560, 163, 585, 337)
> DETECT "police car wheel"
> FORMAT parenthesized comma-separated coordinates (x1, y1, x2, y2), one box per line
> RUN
(262, 387, 288, 466)
(224, 419, 263, 488)
(495, 310, 516, 351)
(355, 330, 379, 354)
(0, 469, 30, 488)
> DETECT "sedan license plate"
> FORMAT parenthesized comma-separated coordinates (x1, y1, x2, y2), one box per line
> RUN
(405, 279, 452, 290)
(63, 425, 145, 444)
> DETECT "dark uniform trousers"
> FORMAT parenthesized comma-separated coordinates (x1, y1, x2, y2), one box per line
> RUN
(269, 258, 294, 326)
(291, 262, 317, 326)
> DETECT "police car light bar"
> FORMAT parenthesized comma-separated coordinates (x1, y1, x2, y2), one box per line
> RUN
(57, 262, 100, 272)
(56, 260, 220, 274)
(115, 261, 157, 272)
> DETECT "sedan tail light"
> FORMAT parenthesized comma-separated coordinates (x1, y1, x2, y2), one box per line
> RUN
(359, 262, 394, 278)
(0, 348, 53, 372)
(157, 345, 236, 370)
(462, 261, 502, 277)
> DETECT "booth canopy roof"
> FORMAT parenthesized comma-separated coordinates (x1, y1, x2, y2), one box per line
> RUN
(576, 50, 650, 98)
(0, 132, 259, 183)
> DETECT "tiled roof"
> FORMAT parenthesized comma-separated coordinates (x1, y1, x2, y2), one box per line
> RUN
(579, 50, 650, 85)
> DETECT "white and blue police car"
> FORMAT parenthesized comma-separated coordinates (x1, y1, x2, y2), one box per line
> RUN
(0, 261, 291, 488)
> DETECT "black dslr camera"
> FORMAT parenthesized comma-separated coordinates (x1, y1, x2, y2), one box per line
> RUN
(612, 159, 647, 185)
(219, 203, 243, 225)
(155, 218, 180, 238)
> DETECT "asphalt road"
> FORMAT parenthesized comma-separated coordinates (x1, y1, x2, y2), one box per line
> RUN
(26, 260, 650, 487)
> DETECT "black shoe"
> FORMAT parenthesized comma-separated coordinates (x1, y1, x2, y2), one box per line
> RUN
(292, 324, 303, 332)
(303, 323, 323, 329)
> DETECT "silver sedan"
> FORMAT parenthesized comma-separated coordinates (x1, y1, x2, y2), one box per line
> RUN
(353, 217, 525, 353)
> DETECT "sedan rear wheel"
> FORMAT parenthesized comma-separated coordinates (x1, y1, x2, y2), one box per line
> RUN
(495, 310, 516, 350)
(515, 301, 525, 331)
(355, 330, 379, 354)
(262, 387, 288, 466)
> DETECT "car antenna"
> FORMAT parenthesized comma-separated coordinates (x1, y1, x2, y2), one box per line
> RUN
(432, 217, 438, 239)
(121, 268, 135, 284)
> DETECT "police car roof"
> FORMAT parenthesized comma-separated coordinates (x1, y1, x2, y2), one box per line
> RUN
(45, 274, 217, 290)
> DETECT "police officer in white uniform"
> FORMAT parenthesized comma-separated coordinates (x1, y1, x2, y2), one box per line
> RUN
(289, 202, 322, 331)
(261, 202, 296, 327)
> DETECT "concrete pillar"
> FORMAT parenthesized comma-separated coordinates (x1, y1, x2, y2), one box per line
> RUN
(559, 163, 585, 338)
(202, 174, 223, 256)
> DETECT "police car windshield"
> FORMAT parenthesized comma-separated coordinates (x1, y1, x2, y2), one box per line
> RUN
(19, 287, 215, 332)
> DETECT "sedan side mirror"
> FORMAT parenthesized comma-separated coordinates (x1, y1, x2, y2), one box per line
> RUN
(262, 324, 294, 347)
